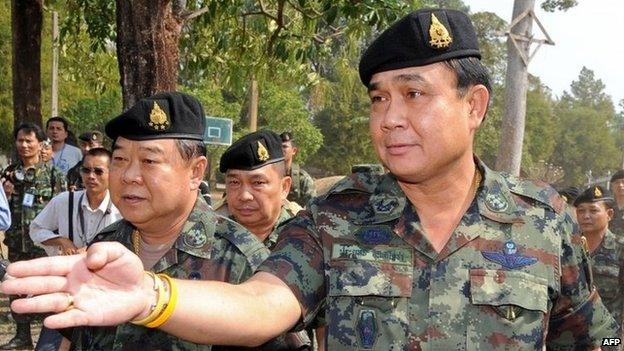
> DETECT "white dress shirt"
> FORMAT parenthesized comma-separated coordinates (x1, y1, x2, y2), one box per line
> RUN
(30, 189, 122, 256)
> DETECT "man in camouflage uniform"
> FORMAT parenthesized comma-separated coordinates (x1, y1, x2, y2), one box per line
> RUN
(280, 132, 316, 208)
(609, 170, 624, 238)
(575, 185, 624, 347)
(216, 130, 303, 249)
(2, 9, 619, 351)
(215, 130, 311, 350)
(70, 92, 305, 350)
(0, 123, 65, 350)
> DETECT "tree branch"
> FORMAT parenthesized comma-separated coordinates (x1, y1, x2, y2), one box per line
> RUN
(181, 7, 210, 21)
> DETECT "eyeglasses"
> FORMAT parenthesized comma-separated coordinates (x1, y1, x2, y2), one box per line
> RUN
(80, 167, 106, 176)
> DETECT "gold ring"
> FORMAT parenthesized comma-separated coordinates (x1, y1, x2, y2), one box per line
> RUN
(65, 293, 74, 311)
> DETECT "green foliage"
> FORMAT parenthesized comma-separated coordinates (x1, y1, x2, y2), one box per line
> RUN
(550, 67, 620, 185)
(307, 55, 378, 175)
(0, 0, 13, 154)
(257, 83, 323, 164)
(541, 0, 578, 12)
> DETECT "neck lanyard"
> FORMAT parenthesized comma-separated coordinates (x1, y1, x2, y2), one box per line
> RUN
(77, 192, 112, 245)
(53, 144, 66, 168)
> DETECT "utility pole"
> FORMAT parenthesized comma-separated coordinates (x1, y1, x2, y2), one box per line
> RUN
(51, 11, 59, 117)
(495, 0, 553, 175)
(249, 78, 258, 132)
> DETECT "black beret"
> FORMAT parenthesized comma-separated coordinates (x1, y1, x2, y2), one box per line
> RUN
(105, 91, 205, 141)
(557, 186, 580, 205)
(220, 130, 285, 173)
(280, 131, 293, 142)
(611, 170, 624, 183)
(79, 131, 103, 143)
(573, 185, 614, 207)
(359, 8, 481, 86)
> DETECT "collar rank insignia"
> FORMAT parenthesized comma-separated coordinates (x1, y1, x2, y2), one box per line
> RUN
(485, 193, 508, 212)
(257, 141, 269, 161)
(429, 13, 453, 49)
(374, 199, 396, 213)
(594, 186, 602, 197)
(148, 102, 170, 131)
(482, 241, 537, 270)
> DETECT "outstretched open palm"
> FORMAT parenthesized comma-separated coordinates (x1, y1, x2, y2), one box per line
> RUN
(1, 242, 151, 329)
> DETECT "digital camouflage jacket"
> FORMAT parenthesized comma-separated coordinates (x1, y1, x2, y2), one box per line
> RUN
(3, 161, 66, 259)
(287, 163, 316, 208)
(72, 195, 270, 351)
(259, 160, 618, 350)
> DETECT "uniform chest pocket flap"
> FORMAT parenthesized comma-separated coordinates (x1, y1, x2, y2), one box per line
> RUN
(328, 244, 414, 298)
(470, 269, 548, 318)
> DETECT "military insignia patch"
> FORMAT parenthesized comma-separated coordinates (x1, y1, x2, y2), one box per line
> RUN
(183, 230, 207, 248)
(148, 102, 170, 131)
(357, 309, 377, 349)
(354, 226, 393, 245)
(374, 199, 397, 213)
(482, 240, 537, 270)
(485, 193, 508, 212)
(257, 141, 269, 161)
(428, 13, 453, 49)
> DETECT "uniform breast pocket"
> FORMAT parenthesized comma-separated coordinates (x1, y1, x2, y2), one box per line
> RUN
(467, 269, 549, 351)
(327, 257, 413, 350)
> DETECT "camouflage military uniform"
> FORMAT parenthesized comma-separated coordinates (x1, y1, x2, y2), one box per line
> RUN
(215, 199, 301, 250)
(2, 161, 65, 328)
(72, 196, 302, 351)
(3, 161, 66, 261)
(287, 163, 316, 208)
(259, 160, 618, 350)
(609, 206, 624, 238)
(588, 229, 624, 340)
(213, 199, 313, 349)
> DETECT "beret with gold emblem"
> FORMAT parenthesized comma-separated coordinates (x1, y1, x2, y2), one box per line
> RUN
(557, 186, 580, 206)
(78, 130, 103, 143)
(105, 91, 205, 141)
(573, 185, 614, 207)
(359, 8, 481, 86)
(610, 169, 624, 183)
(220, 129, 284, 173)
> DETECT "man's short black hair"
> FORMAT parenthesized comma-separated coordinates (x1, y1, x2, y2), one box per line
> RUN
(85, 147, 112, 160)
(46, 116, 70, 131)
(443, 57, 492, 98)
(13, 123, 46, 142)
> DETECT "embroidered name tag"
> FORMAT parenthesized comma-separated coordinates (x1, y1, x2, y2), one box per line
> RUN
(332, 243, 412, 265)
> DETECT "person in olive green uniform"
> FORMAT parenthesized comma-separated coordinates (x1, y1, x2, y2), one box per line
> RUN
(69, 92, 302, 351)
(2, 9, 619, 351)
(0, 123, 66, 350)
(575, 185, 624, 347)
(215, 130, 310, 349)
(610, 170, 624, 238)
(216, 130, 302, 248)
(280, 132, 315, 208)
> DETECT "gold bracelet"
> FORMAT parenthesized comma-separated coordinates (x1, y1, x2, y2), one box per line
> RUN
(131, 272, 167, 326)
(146, 274, 179, 328)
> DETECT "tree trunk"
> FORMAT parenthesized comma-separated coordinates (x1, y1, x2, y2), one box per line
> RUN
(116, 0, 183, 110)
(495, 0, 535, 175)
(11, 0, 43, 127)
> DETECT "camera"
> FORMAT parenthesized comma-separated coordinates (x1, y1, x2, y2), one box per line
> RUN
(0, 259, 8, 281)
(1, 167, 24, 185)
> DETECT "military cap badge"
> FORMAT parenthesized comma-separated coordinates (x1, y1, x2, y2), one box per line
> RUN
(594, 186, 602, 197)
(429, 13, 453, 49)
(148, 102, 170, 131)
(257, 141, 269, 161)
